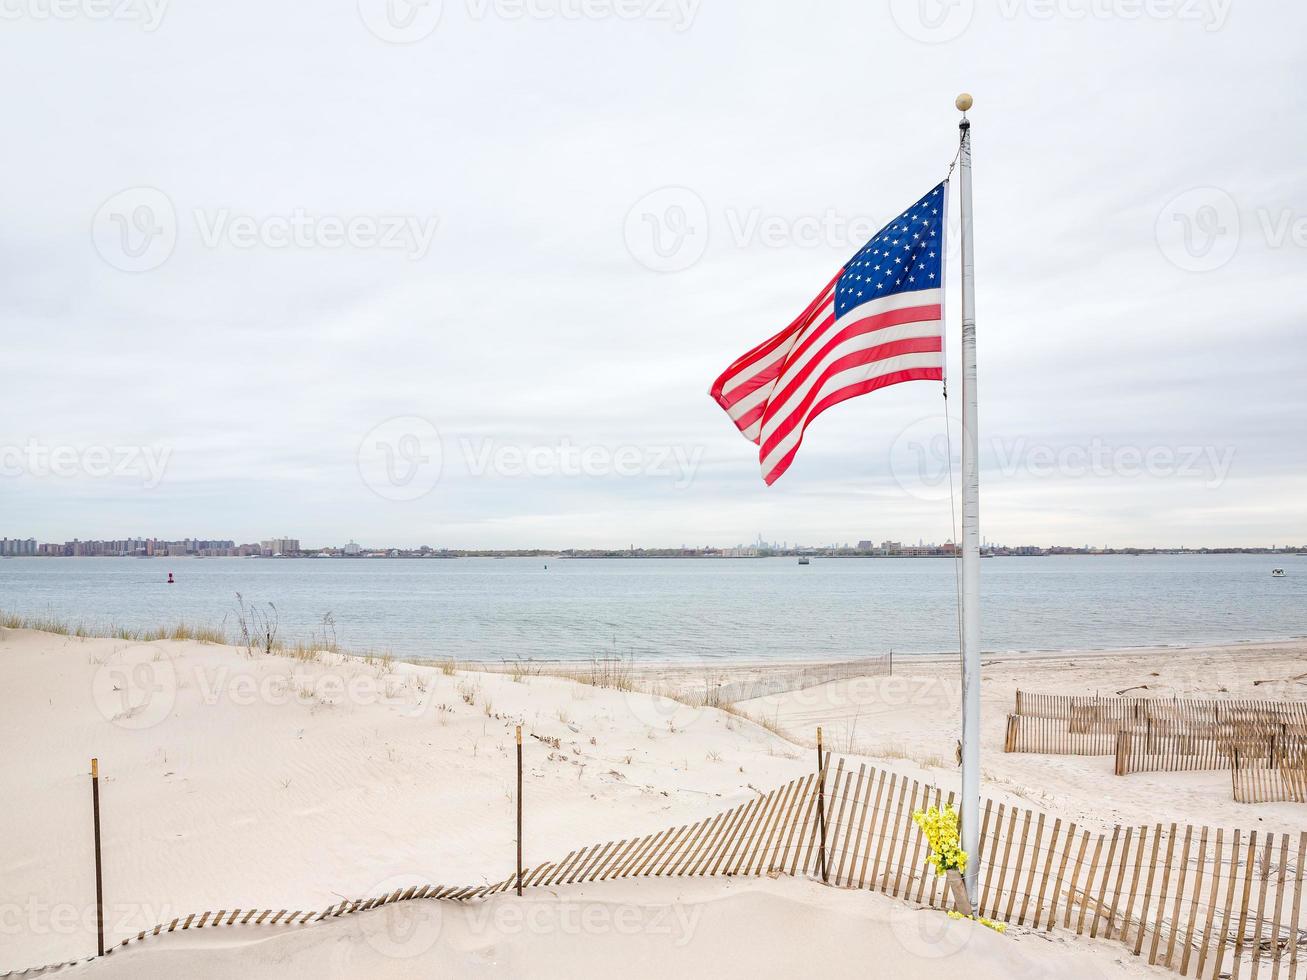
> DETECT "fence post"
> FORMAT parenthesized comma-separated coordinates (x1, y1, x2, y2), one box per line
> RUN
(516, 725, 523, 896)
(816, 727, 828, 883)
(90, 758, 104, 957)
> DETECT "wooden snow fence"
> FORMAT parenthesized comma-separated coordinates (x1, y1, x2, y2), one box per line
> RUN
(8, 755, 1307, 980)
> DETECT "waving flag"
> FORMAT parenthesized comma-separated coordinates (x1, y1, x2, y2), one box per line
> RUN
(710, 182, 947, 485)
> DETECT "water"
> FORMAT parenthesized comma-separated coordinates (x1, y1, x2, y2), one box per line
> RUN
(0, 554, 1302, 662)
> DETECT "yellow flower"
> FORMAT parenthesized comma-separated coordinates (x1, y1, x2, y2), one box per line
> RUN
(912, 804, 967, 875)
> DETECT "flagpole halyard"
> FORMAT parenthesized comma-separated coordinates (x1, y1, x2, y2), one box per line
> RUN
(955, 91, 982, 908)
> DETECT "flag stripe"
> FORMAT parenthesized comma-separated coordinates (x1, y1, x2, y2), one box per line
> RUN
(759, 333, 944, 459)
(757, 298, 942, 441)
(723, 287, 941, 434)
(710, 275, 839, 406)
(724, 310, 836, 421)
(761, 366, 944, 485)
(761, 357, 945, 484)
(759, 289, 940, 403)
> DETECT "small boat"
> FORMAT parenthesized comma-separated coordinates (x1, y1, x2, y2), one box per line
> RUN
(797, 557, 810, 565)
(1272, 568, 1286, 578)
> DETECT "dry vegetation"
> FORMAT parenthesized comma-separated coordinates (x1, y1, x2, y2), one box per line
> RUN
(1, 610, 228, 645)
(1, 604, 374, 667)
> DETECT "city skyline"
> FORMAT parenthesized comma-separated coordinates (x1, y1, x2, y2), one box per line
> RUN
(6, 533, 1304, 559)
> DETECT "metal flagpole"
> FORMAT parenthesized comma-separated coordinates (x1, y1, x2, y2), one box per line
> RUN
(955, 92, 982, 907)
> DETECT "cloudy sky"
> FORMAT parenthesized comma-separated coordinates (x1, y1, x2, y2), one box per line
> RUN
(1, 0, 1303, 549)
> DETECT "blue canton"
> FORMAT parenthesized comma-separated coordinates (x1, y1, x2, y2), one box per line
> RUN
(834, 182, 946, 320)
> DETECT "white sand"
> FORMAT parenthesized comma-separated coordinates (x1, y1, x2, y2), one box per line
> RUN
(2, 627, 1301, 976)
(73, 878, 1158, 980)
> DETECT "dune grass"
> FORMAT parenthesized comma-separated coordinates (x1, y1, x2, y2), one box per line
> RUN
(2, 610, 228, 644)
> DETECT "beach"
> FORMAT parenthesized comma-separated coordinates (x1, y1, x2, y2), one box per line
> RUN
(2, 626, 1303, 976)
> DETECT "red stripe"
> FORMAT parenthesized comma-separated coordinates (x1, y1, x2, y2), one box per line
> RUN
(720, 306, 836, 407)
(708, 272, 840, 408)
(761, 367, 944, 485)
(733, 400, 766, 437)
(759, 336, 943, 459)
(711, 297, 830, 412)
(773, 302, 940, 397)
(761, 303, 941, 421)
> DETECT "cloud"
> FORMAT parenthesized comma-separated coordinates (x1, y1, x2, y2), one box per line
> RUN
(0, 2, 1303, 548)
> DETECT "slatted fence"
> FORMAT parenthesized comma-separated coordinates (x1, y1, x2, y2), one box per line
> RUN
(1011, 692, 1307, 794)
(8, 756, 1307, 979)
(1233, 743, 1307, 804)
(1005, 713, 1127, 755)
(1115, 730, 1238, 775)
(710, 654, 893, 704)
(1016, 691, 1307, 729)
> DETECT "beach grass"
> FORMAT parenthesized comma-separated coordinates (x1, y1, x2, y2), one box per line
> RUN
(2, 610, 227, 645)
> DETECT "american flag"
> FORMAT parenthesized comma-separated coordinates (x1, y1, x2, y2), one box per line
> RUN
(710, 182, 947, 485)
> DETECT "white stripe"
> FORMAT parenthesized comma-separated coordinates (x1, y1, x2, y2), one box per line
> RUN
(726, 370, 781, 422)
(717, 282, 837, 400)
(758, 313, 943, 445)
(724, 297, 838, 423)
(732, 287, 941, 422)
(759, 350, 943, 477)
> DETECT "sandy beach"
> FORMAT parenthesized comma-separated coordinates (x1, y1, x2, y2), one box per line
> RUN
(1, 626, 1303, 976)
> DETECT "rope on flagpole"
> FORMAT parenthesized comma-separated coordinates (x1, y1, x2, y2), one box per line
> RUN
(945, 145, 962, 180)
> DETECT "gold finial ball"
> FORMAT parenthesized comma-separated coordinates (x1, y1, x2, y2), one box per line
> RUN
(955, 93, 973, 112)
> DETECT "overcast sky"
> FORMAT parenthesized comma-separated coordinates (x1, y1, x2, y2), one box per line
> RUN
(1, 0, 1303, 549)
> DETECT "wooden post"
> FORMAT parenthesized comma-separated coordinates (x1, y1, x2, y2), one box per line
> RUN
(90, 758, 104, 957)
(515, 726, 523, 897)
(816, 727, 828, 883)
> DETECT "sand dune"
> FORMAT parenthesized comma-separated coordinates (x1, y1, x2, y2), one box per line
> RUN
(71, 878, 1158, 980)
(4, 627, 1301, 976)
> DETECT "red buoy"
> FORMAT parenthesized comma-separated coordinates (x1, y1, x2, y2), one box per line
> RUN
(167, 572, 174, 584)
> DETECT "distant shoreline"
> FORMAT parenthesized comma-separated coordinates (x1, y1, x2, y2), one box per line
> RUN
(4, 551, 1305, 560)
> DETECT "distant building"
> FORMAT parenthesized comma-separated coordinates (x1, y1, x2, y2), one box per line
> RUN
(343, 540, 361, 556)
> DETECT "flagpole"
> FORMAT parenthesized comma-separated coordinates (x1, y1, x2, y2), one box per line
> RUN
(955, 91, 982, 908)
